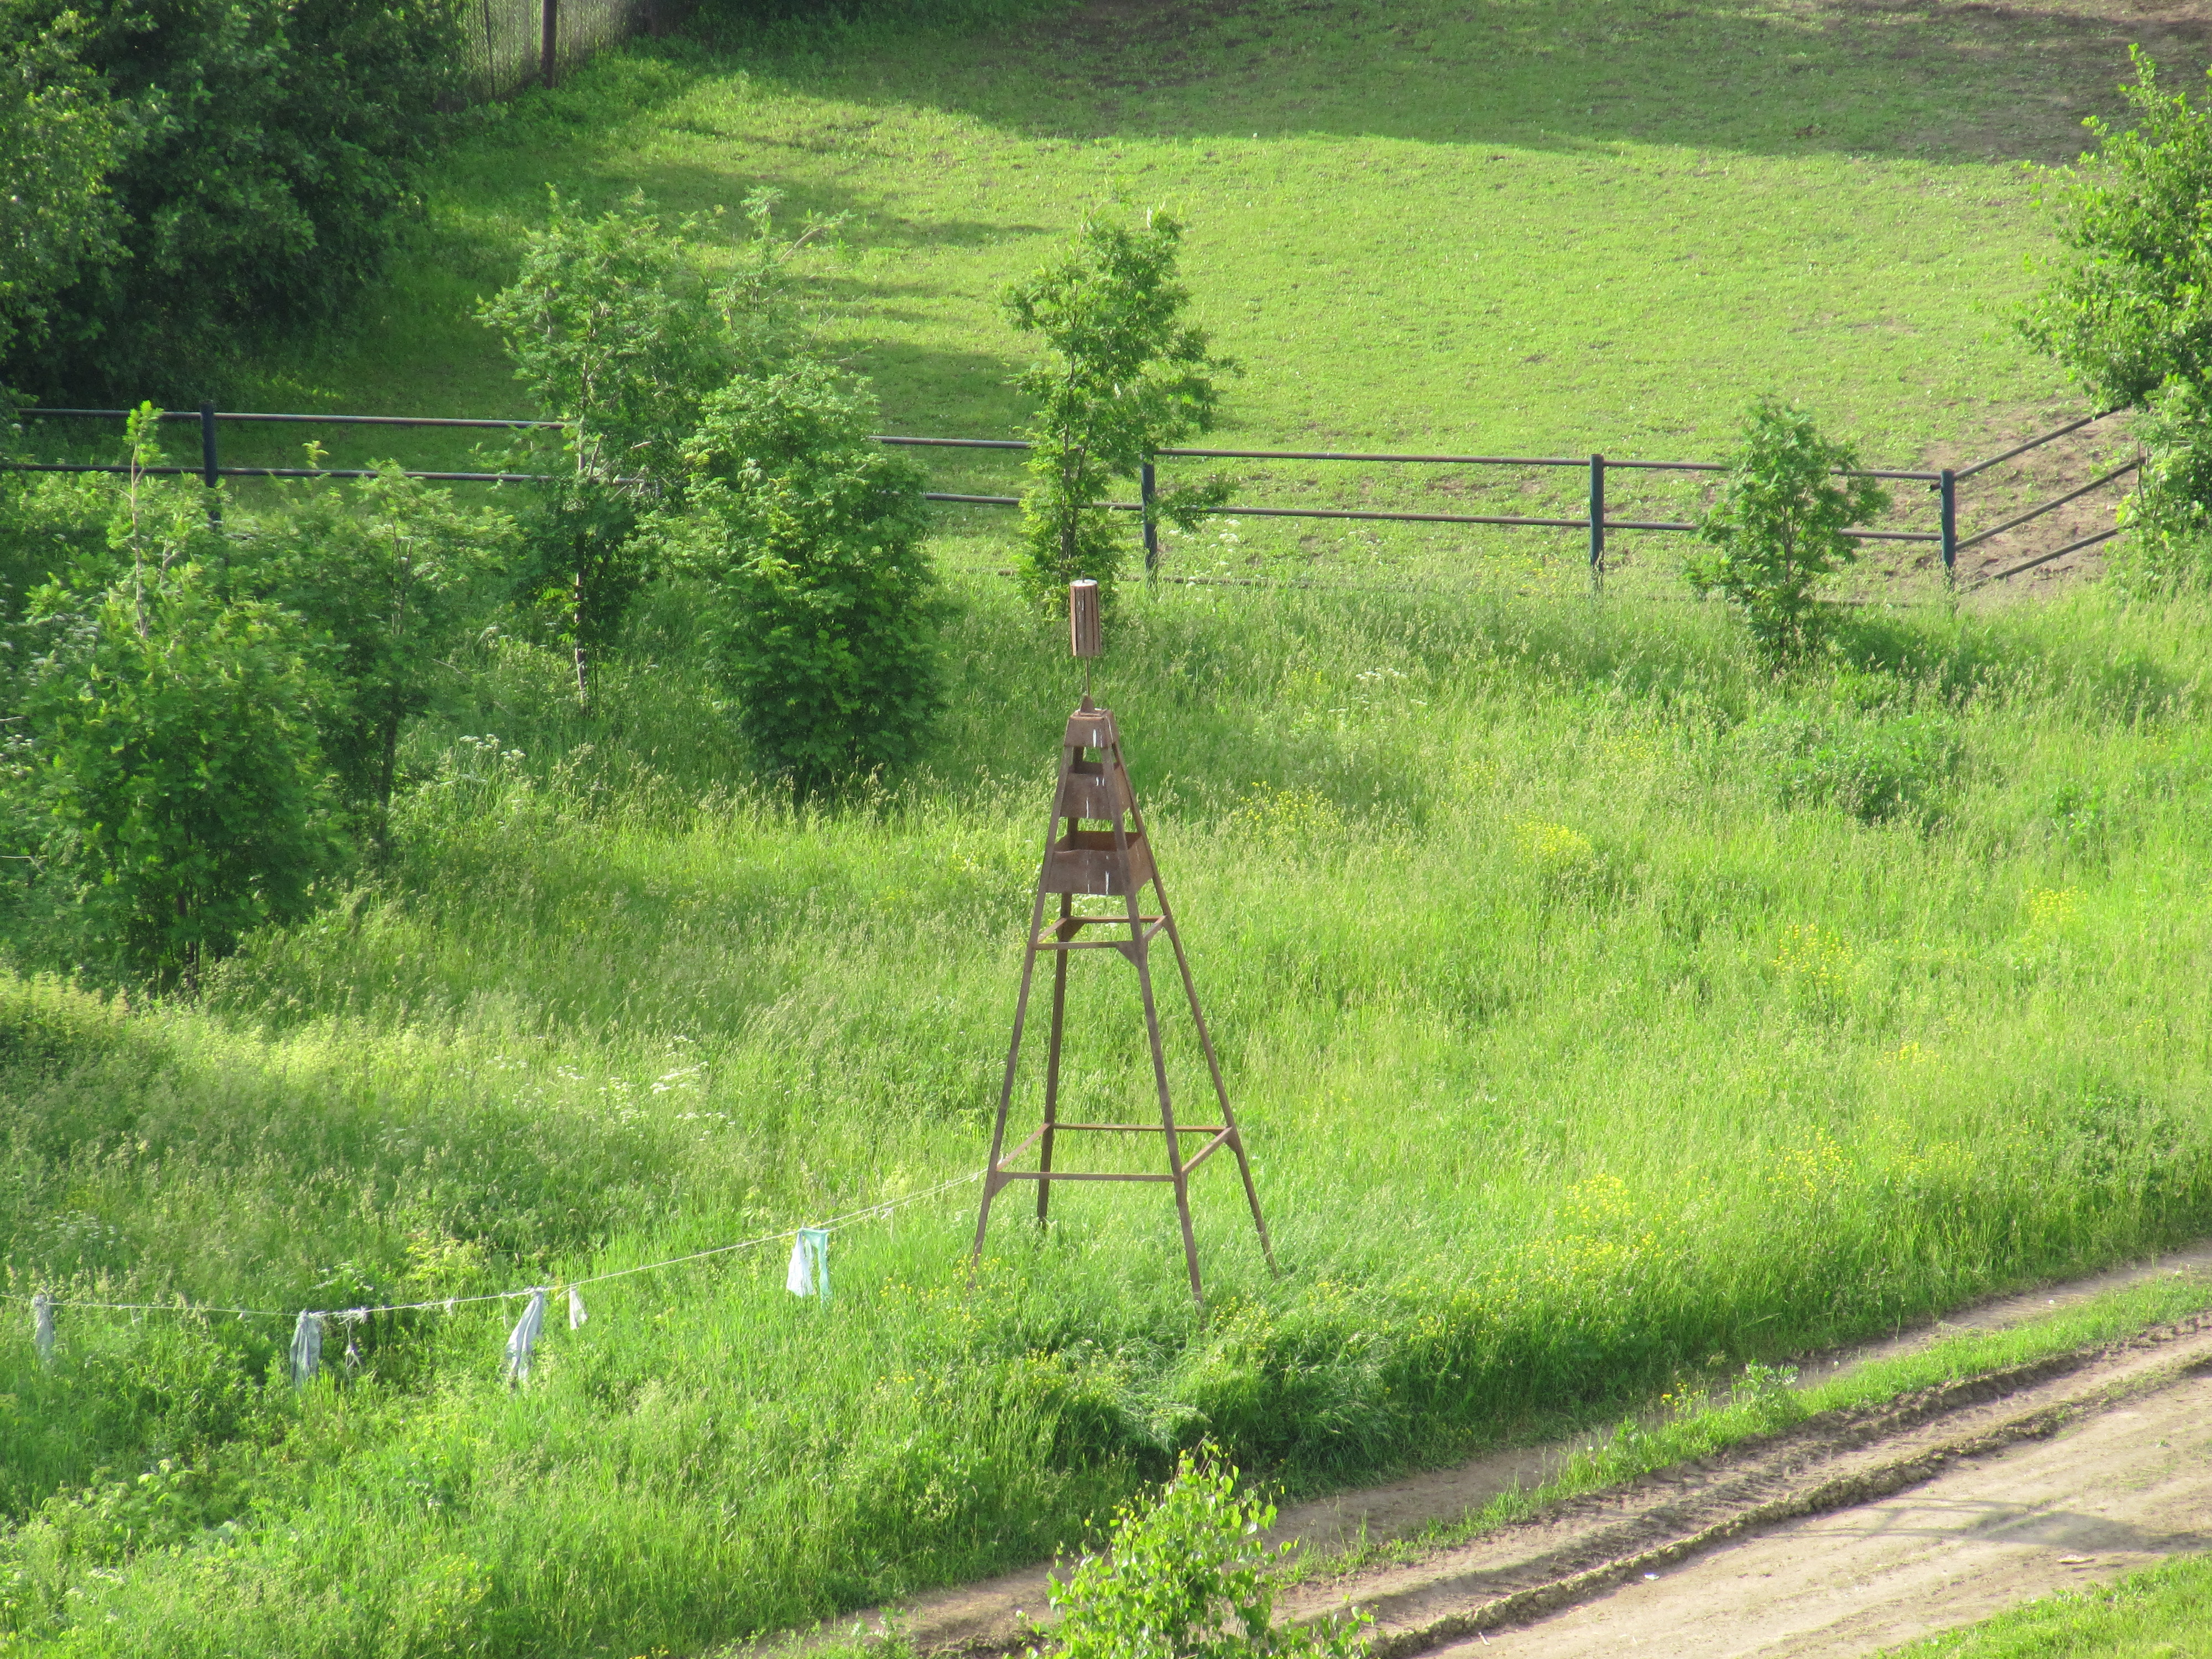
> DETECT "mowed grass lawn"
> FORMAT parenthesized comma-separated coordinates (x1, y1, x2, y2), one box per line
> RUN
(9, 2, 2212, 1656)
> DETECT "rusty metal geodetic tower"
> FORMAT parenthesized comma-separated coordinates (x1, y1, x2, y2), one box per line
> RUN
(970, 580, 1274, 1306)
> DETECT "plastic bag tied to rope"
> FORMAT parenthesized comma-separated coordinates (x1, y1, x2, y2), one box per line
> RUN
(289, 1311, 324, 1387)
(567, 1285, 588, 1330)
(506, 1288, 547, 1384)
(785, 1228, 830, 1303)
(32, 1292, 54, 1365)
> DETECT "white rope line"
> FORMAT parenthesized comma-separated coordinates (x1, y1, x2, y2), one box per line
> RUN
(7, 1167, 983, 1322)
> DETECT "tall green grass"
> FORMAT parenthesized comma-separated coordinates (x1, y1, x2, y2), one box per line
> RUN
(1885, 1553, 2212, 1658)
(4, 572, 2210, 1655)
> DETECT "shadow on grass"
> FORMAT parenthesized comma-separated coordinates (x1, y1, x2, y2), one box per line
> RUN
(707, 0, 2206, 166)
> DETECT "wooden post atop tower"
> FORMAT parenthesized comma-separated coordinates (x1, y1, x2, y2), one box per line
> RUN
(971, 581, 1274, 1307)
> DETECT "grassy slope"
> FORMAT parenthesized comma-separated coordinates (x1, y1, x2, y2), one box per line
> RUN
(8, 2, 2212, 1656)
(199, 0, 2168, 573)
(7, 577, 2212, 1656)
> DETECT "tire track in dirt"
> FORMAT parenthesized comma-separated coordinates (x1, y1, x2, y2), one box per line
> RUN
(1330, 1312, 2212, 1656)
(832, 1242, 2212, 1657)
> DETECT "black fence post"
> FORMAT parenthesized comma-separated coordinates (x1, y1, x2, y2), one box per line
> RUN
(199, 402, 222, 531)
(1141, 458, 1159, 576)
(1938, 468, 1957, 587)
(540, 0, 558, 87)
(1587, 453, 1605, 591)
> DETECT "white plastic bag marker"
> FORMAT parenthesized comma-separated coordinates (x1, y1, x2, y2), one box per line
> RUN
(289, 1311, 324, 1387)
(505, 1288, 547, 1384)
(31, 1292, 54, 1365)
(784, 1228, 831, 1303)
(567, 1286, 587, 1330)
(340, 1310, 366, 1374)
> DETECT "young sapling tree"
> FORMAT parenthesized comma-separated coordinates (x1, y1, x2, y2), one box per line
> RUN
(258, 456, 514, 843)
(2020, 52, 2212, 571)
(1689, 397, 1889, 665)
(1004, 213, 1237, 609)
(2019, 49, 2212, 410)
(479, 188, 838, 709)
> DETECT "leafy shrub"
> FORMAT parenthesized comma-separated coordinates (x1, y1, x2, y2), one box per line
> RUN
(0, 465, 118, 626)
(4, 415, 345, 983)
(1741, 706, 1961, 825)
(14, 570, 345, 984)
(2111, 375, 2212, 591)
(253, 460, 513, 839)
(678, 361, 940, 790)
(2039, 782, 2108, 854)
(1004, 214, 1236, 609)
(1689, 397, 1890, 664)
(480, 190, 831, 707)
(1047, 1447, 1369, 1659)
(3, 0, 471, 396)
(2018, 49, 2212, 410)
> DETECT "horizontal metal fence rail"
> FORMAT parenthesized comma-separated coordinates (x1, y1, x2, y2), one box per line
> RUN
(4, 403, 2142, 588)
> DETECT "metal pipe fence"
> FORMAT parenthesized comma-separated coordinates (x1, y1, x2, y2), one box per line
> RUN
(4, 403, 2141, 591)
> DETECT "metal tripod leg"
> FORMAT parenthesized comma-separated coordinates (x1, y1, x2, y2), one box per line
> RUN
(971, 778, 1066, 1285)
(1037, 893, 1071, 1224)
(1156, 894, 1275, 1274)
(1126, 776, 1277, 1276)
(1130, 883, 1204, 1306)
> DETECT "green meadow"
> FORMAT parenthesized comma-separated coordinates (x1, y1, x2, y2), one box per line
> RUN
(8, 0, 2212, 1655)
(8, 575, 2212, 1654)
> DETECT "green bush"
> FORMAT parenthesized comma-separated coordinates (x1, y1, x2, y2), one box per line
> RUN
(1689, 396, 1891, 664)
(1, 0, 468, 397)
(1741, 706, 1961, 825)
(481, 189, 829, 707)
(1048, 1448, 1369, 1659)
(14, 571, 346, 984)
(2111, 376, 2212, 591)
(2019, 49, 2212, 411)
(678, 361, 940, 790)
(4, 416, 345, 983)
(253, 461, 514, 841)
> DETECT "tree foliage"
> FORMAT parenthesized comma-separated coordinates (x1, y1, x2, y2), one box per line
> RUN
(480, 189, 834, 707)
(1689, 397, 1889, 664)
(1048, 1448, 1370, 1659)
(1004, 213, 1235, 608)
(679, 361, 938, 791)
(0, 7, 122, 373)
(1, 0, 469, 396)
(2018, 48, 2212, 410)
(2110, 375, 2212, 591)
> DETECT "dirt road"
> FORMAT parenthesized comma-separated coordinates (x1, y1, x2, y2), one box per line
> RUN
(1460, 1380, 2212, 1655)
(1344, 1310, 2212, 1657)
(846, 1240, 2212, 1658)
